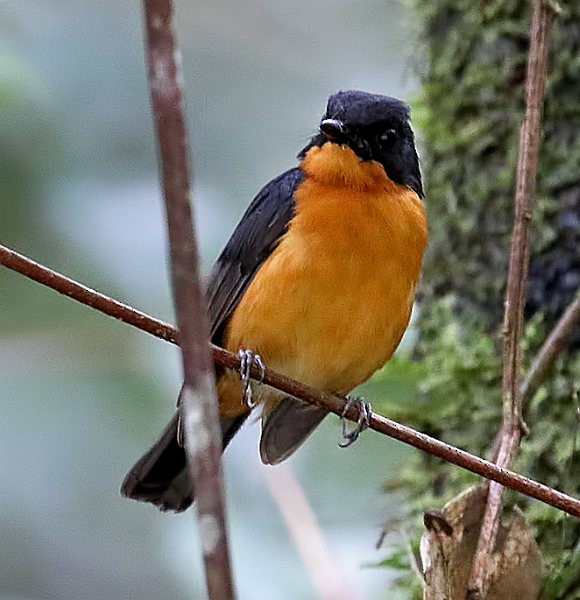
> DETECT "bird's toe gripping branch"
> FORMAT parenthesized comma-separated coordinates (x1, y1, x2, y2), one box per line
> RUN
(339, 396, 372, 448)
(238, 348, 265, 407)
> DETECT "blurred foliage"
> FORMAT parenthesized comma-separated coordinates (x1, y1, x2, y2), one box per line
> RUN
(412, 0, 579, 334)
(2, 4, 425, 597)
(374, 0, 579, 598)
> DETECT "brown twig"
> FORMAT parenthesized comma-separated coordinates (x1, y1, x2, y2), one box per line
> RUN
(521, 294, 580, 400)
(0, 246, 179, 342)
(141, 2, 234, 599)
(2, 243, 580, 518)
(467, 2, 555, 598)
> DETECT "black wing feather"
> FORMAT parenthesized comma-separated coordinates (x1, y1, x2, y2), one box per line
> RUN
(121, 168, 303, 512)
(207, 167, 303, 343)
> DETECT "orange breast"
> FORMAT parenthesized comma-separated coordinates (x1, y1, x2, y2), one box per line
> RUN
(218, 143, 427, 418)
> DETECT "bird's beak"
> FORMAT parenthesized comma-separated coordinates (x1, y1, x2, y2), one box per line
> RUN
(320, 118, 346, 142)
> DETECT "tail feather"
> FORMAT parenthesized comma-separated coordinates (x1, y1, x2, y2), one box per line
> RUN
(121, 412, 247, 512)
(260, 397, 327, 465)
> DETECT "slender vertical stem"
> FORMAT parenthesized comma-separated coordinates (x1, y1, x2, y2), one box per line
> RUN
(141, 2, 235, 598)
(467, 1, 555, 598)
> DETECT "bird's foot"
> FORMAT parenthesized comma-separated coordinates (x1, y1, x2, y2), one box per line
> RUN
(238, 348, 265, 408)
(339, 396, 372, 448)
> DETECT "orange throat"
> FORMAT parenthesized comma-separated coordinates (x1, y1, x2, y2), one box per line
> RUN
(300, 142, 394, 190)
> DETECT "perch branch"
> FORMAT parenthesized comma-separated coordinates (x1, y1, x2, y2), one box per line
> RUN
(141, 1, 234, 598)
(2, 243, 579, 519)
(467, 1, 555, 597)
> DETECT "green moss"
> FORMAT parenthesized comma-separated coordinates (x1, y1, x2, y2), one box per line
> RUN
(385, 1, 580, 597)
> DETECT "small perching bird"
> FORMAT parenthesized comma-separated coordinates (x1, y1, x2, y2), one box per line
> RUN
(122, 90, 428, 512)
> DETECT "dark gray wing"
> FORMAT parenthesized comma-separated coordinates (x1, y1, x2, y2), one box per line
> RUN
(205, 167, 327, 466)
(121, 167, 304, 512)
(260, 397, 327, 465)
(207, 167, 303, 343)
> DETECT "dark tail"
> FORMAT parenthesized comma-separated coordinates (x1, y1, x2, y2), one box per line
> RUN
(121, 411, 247, 512)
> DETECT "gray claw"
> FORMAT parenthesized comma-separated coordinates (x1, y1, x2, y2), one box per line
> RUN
(176, 407, 185, 447)
(339, 396, 372, 448)
(238, 348, 265, 407)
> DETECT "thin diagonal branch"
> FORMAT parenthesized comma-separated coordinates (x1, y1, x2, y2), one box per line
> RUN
(2, 243, 579, 519)
(141, 1, 234, 599)
(0, 246, 179, 342)
(521, 293, 580, 401)
(467, 2, 556, 598)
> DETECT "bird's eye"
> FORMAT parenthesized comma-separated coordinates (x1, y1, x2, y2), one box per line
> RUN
(377, 128, 397, 149)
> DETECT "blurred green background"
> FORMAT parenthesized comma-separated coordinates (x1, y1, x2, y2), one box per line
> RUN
(0, 1, 421, 598)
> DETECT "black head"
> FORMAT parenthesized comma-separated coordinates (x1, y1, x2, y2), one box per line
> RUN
(300, 90, 423, 198)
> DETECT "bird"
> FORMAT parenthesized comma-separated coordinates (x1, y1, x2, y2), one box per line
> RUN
(121, 90, 428, 512)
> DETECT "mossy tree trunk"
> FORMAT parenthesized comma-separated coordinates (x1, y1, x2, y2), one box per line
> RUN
(394, 1, 579, 597)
